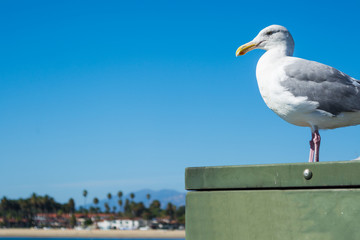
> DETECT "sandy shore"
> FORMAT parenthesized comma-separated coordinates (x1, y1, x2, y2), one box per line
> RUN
(0, 228, 185, 239)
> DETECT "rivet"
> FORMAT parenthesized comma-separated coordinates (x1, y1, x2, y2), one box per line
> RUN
(303, 169, 312, 180)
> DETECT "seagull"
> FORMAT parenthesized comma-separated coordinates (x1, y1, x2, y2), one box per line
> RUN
(236, 25, 360, 162)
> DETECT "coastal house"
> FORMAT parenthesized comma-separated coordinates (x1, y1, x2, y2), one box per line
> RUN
(150, 217, 184, 230)
(97, 218, 148, 230)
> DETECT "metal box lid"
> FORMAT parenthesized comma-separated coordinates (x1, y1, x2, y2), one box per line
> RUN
(185, 161, 360, 190)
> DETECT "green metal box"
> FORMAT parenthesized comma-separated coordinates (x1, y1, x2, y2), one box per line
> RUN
(185, 161, 360, 240)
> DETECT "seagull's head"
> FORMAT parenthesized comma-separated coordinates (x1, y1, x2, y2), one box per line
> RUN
(236, 25, 295, 56)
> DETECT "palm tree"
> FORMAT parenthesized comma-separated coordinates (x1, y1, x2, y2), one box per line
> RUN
(130, 193, 135, 202)
(83, 190, 88, 210)
(107, 193, 112, 215)
(92, 197, 100, 228)
(104, 202, 110, 213)
(68, 198, 76, 228)
(149, 200, 161, 218)
(68, 198, 75, 214)
(117, 191, 123, 199)
(129, 193, 135, 218)
(93, 197, 99, 213)
(166, 202, 176, 220)
(124, 199, 132, 217)
(118, 199, 123, 214)
(30, 193, 38, 216)
(117, 191, 123, 213)
(146, 193, 151, 207)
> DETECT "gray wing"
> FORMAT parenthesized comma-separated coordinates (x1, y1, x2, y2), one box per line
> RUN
(281, 59, 360, 115)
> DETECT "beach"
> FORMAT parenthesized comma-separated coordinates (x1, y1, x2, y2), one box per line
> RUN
(0, 228, 185, 239)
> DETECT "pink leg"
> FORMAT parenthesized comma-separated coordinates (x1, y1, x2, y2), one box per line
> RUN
(308, 133, 315, 162)
(313, 130, 321, 162)
(308, 130, 321, 162)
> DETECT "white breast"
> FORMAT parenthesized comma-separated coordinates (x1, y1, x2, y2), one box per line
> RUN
(255, 51, 323, 128)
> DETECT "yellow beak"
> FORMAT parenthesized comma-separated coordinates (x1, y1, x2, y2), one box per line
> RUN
(235, 41, 257, 56)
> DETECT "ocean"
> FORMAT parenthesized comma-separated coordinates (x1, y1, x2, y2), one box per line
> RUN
(0, 238, 185, 240)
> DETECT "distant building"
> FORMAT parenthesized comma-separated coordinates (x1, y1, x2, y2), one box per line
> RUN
(97, 218, 148, 230)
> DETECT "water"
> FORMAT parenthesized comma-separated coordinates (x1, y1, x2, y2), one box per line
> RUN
(0, 238, 184, 240)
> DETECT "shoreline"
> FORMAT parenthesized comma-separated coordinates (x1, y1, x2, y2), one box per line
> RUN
(0, 229, 185, 239)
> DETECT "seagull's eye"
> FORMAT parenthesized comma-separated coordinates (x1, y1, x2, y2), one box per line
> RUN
(266, 31, 274, 36)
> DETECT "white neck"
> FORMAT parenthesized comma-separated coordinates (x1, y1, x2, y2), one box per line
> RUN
(265, 43, 294, 57)
(258, 47, 291, 70)
(256, 45, 294, 87)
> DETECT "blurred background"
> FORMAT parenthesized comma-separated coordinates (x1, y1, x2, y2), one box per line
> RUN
(1, 0, 359, 217)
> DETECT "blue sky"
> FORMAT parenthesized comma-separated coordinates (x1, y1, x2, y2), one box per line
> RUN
(1, 0, 360, 205)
